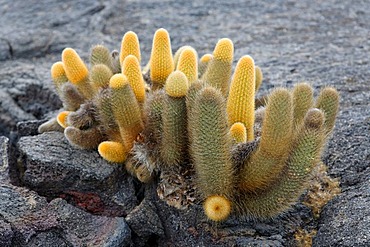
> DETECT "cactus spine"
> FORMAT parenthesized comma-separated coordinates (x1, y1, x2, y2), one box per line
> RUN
(230, 122, 247, 143)
(176, 47, 198, 84)
(240, 88, 293, 191)
(227, 55, 256, 141)
(59, 83, 85, 111)
(109, 74, 144, 150)
(201, 38, 233, 96)
(198, 54, 212, 77)
(160, 71, 189, 165)
(315, 87, 339, 135)
(90, 64, 113, 91)
(150, 28, 174, 89)
(90, 45, 114, 70)
(64, 126, 103, 150)
(62, 48, 94, 100)
(255, 66, 263, 92)
(120, 31, 141, 65)
(121, 55, 146, 103)
(204, 195, 232, 222)
(292, 82, 314, 128)
(98, 141, 128, 163)
(235, 109, 325, 218)
(190, 87, 233, 220)
(51, 61, 68, 94)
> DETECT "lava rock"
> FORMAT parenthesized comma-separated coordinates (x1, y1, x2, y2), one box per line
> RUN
(18, 132, 137, 216)
(0, 219, 13, 247)
(0, 183, 132, 246)
(0, 136, 10, 183)
(126, 198, 164, 240)
(313, 176, 370, 246)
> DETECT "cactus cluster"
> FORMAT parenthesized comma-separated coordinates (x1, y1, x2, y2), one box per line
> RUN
(40, 28, 339, 222)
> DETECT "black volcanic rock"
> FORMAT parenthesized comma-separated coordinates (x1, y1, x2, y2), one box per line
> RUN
(18, 132, 137, 216)
(0, 183, 131, 246)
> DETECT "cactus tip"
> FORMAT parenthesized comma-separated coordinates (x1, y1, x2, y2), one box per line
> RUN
(109, 73, 129, 89)
(204, 195, 232, 222)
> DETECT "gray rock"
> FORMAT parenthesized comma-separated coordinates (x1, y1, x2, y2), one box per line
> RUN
(0, 219, 13, 247)
(49, 198, 132, 247)
(17, 120, 49, 137)
(0, 62, 62, 138)
(126, 198, 164, 240)
(18, 132, 137, 216)
(0, 0, 111, 60)
(313, 178, 370, 247)
(0, 136, 9, 182)
(0, 183, 132, 246)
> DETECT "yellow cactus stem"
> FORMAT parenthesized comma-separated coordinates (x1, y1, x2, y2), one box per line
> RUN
(51, 61, 68, 93)
(109, 73, 128, 89)
(255, 66, 263, 92)
(176, 46, 198, 84)
(164, 71, 189, 98)
(56, 111, 71, 128)
(150, 28, 174, 90)
(200, 54, 213, 63)
(98, 141, 128, 163)
(204, 195, 232, 222)
(213, 38, 234, 62)
(121, 55, 146, 103)
(173, 45, 192, 67)
(120, 31, 141, 65)
(62, 48, 94, 99)
(109, 74, 144, 150)
(227, 55, 255, 141)
(230, 122, 247, 143)
(198, 53, 212, 77)
(201, 38, 234, 96)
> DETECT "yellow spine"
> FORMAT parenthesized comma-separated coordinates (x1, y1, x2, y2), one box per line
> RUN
(120, 31, 141, 65)
(98, 141, 128, 163)
(201, 38, 234, 96)
(51, 62, 68, 93)
(62, 48, 94, 99)
(176, 47, 198, 84)
(227, 55, 255, 141)
(121, 55, 146, 103)
(229, 122, 247, 143)
(150, 28, 174, 89)
(203, 195, 231, 222)
(56, 111, 70, 128)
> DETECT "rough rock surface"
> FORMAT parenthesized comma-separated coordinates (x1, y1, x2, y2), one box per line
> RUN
(0, 0, 369, 246)
(0, 136, 10, 182)
(18, 132, 137, 216)
(0, 183, 131, 247)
